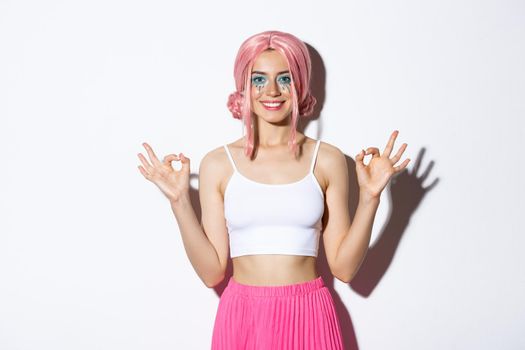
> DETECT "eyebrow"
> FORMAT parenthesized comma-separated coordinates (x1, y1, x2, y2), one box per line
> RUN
(251, 70, 290, 75)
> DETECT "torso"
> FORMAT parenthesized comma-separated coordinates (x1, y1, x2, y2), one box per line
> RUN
(220, 134, 328, 286)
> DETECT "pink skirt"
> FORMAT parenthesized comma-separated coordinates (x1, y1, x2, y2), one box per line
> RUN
(211, 275, 344, 349)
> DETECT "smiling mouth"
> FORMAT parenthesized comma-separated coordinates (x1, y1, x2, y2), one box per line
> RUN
(260, 101, 285, 110)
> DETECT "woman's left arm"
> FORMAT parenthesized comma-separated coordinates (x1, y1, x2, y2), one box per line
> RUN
(323, 130, 410, 283)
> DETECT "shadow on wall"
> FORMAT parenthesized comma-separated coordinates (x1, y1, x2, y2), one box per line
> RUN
(185, 43, 440, 350)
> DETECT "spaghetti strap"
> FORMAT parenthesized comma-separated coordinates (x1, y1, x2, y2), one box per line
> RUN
(223, 145, 238, 172)
(309, 140, 321, 173)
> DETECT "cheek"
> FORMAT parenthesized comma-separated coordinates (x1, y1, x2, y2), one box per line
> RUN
(251, 80, 267, 95)
(251, 85, 263, 100)
(250, 89, 263, 113)
(279, 82, 291, 94)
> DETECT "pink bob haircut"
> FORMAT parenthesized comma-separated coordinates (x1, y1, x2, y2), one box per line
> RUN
(226, 30, 317, 158)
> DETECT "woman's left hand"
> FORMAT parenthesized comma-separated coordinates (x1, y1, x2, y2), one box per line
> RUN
(355, 130, 410, 199)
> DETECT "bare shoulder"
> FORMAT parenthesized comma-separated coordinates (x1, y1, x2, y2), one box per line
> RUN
(199, 145, 229, 182)
(318, 140, 347, 164)
(317, 140, 348, 189)
(199, 141, 240, 195)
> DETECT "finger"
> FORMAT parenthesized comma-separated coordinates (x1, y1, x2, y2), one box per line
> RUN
(137, 165, 151, 179)
(365, 147, 380, 158)
(390, 143, 408, 164)
(355, 149, 365, 168)
(142, 142, 162, 166)
(163, 154, 179, 165)
(394, 158, 411, 172)
(137, 152, 153, 172)
(383, 130, 399, 157)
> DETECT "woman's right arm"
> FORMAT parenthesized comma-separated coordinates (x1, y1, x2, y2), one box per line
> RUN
(170, 150, 229, 288)
(138, 143, 229, 288)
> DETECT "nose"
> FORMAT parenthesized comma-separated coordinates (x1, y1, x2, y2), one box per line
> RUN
(265, 79, 281, 97)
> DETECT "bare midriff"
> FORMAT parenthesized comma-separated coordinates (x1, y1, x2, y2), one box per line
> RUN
(232, 255, 319, 286)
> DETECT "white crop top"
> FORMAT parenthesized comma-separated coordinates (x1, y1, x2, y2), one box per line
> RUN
(223, 140, 325, 258)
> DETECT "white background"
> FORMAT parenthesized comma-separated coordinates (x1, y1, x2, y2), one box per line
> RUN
(1, 0, 524, 349)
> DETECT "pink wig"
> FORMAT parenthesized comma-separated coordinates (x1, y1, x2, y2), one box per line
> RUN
(226, 30, 317, 158)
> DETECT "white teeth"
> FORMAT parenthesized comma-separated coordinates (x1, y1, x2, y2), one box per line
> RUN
(262, 102, 283, 107)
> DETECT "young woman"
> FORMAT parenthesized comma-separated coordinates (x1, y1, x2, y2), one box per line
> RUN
(137, 30, 410, 350)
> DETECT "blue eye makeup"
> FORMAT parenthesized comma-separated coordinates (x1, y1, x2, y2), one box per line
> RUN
(251, 73, 292, 93)
(277, 75, 291, 85)
(277, 74, 291, 92)
(251, 75, 267, 89)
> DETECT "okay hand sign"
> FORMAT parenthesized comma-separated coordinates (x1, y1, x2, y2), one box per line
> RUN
(137, 142, 191, 202)
(355, 130, 410, 199)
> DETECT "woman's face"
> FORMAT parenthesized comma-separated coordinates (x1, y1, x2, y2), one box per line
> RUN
(250, 49, 293, 124)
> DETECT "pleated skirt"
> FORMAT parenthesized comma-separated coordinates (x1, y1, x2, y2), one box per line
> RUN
(211, 275, 344, 349)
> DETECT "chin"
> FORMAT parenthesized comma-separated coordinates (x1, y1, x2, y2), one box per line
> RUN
(255, 111, 292, 124)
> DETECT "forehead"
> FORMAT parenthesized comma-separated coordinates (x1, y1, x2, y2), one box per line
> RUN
(252, 49, 289, 73)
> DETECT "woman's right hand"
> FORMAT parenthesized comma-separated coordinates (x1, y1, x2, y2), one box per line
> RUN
(137, 142, 190, 203)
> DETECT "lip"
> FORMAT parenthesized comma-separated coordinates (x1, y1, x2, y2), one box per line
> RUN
(260, 100, 285, 111)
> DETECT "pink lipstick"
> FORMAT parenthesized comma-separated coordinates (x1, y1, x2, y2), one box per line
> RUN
(260, 100, 285, 111)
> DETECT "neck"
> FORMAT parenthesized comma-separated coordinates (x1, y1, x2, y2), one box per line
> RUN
(253, 114, 299, 148)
